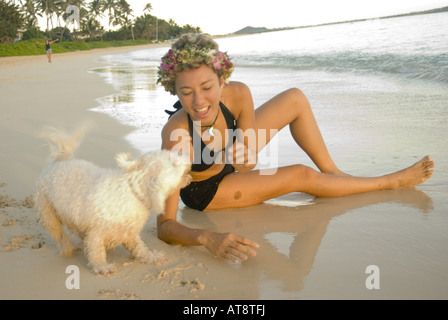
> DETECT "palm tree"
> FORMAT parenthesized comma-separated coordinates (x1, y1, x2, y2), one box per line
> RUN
(117, 0, 131, 15)
(81, 16, 103, 40)
(182, 24, 202, 34)
(37, 0, 57, 37)
(143, 3, 157, 41)
(103, 0, 117, 31)
(89, 0, 104, 18)
(71, 0, 87, 32)
(55, 0, 85, 41)
(134, 14, 152, 40)
(53, 0, 63, 28)
(88, 0, 105, 40)
(111, 10, 124, 29)
(19, 0, 41, 28)
(143, 3, 152, 14)
(116, 0, 134, 40)
(167, 18, 181, 38)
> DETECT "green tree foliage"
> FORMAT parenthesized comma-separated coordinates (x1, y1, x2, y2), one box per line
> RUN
(4, 1, 202, 44)
(22, 25, 45, 40)
(0, 0, 25, 43)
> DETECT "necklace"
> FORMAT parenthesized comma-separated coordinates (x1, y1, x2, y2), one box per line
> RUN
(195, 108, 219, 136)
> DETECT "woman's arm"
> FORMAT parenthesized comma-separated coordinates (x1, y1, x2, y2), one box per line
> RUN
(157, 189, 206, 246)
(158, 116, 259, 263)
(157, 193, 258, 263)
(224, 81, 258, 173)
(158, 120, 205, 244)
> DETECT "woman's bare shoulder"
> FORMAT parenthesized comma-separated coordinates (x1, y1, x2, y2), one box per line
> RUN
(225, 81, 251, 96)
(223, 81, 254, 119)
(161, 109, 189, 146)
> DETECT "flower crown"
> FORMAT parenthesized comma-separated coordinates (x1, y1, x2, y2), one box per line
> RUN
(157, 44, 234, 95)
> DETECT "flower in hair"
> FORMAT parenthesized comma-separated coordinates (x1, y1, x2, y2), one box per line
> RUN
(213, 51, 226, 70)
(157, 45, 234, 95)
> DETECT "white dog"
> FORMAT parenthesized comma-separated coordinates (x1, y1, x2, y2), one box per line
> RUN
(34, 126, 191, 275)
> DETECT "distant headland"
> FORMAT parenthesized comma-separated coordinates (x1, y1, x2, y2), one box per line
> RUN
(232, 6, 448, 35)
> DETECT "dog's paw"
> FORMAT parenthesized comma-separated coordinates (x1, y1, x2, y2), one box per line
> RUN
(59, 244, 77, 257)
(138, 250, 168, 265)
(92, 263, 117, 276)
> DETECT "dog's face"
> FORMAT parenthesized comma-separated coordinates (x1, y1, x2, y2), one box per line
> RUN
(116, 150, 191, 197)
(163, 151, 192, 191)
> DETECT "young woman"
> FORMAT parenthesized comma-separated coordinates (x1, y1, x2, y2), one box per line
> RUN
(36, 38, 59, 63)
(157, 33, 434, 264)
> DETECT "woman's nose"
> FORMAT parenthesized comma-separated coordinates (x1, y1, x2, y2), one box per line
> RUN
(193, 92, 206, 107)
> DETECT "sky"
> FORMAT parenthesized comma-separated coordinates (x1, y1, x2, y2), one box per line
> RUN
(128, 0, 447, 35)
(36, 0, 447, 36)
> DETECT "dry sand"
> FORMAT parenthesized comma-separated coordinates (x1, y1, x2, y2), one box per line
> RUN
(1, 45, 446, 301)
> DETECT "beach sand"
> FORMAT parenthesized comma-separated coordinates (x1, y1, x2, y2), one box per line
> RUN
(1, 46, 447, 301)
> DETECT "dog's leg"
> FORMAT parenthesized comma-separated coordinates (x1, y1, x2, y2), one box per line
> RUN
(84, 234, 116, 275)
(35, 192, 76, 257)
(124, 236, 168, 265)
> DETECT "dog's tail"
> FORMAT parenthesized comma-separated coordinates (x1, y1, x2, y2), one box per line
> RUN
(40, 122, 93, 161)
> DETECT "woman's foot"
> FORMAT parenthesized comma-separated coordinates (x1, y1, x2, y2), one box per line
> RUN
(388, 156, 434, 189)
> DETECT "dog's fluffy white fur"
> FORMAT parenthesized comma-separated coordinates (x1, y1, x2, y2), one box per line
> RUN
(34, 126, 191, 275)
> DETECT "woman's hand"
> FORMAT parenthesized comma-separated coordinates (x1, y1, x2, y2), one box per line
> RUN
(201, 230, 259, 263)
(227, 141, 257, 173)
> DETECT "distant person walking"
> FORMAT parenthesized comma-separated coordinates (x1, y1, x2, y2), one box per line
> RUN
(36, 39, 59, 63)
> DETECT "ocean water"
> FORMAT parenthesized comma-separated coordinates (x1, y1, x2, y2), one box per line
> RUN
(91, 12, 448, 158)
(90, 12, 448, 299)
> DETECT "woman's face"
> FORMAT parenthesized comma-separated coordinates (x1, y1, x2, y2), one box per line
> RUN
(175, 64, 224, 124)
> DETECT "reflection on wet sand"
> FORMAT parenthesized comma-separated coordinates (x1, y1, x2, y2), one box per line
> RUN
(179, 188, 433, 298)
(89, 64, 174, 152)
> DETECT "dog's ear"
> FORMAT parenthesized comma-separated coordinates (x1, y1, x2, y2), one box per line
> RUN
(115, 153, 139, 171)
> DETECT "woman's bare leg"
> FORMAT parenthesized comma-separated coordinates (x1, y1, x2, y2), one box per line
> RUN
(208, 156, 434, 210)
(255, 88, 344, 174)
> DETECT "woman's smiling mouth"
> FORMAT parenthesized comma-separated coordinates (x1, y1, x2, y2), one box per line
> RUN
(194, 106, 210, 119)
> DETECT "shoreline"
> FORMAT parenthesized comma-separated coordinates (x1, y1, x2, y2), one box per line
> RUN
(0, 42, 170, 68)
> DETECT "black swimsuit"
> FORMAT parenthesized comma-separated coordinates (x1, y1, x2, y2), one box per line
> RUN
(166, 101, 237, 211)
